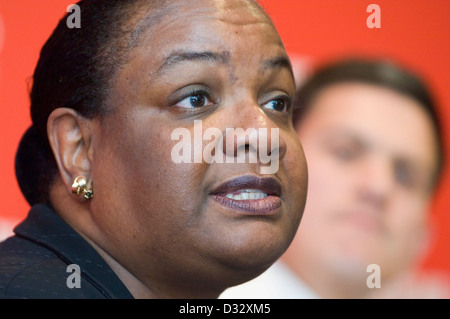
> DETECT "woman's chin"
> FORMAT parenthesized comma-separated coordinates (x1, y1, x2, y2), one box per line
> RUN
(211, 227, 290, 278)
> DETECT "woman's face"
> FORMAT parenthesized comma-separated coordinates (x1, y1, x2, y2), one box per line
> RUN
(87, 0, 307, 295)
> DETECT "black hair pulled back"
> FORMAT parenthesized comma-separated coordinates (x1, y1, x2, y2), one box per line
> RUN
(16, 0, 147, 205)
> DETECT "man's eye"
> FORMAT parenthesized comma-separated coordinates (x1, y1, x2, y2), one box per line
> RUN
(331, 145, 359, 162)
(263, 97, 290, 112)
(394, 162, 419, 189)
(175, 93, 213, 108)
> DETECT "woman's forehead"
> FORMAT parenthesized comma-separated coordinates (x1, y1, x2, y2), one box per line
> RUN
(131, 0, 275, 47)
(101, 0, 291, 110)
(121, 0, 284, 77)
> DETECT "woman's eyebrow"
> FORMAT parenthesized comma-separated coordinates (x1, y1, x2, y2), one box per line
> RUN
(260, 56, 293, 75)
(157, 50, 231, 74)
(155, 50, 293, 76)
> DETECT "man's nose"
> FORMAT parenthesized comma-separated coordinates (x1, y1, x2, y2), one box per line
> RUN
(356, 157, 394, 209)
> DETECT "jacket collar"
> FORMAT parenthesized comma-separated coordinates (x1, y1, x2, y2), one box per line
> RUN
(14, 204, 134, 299)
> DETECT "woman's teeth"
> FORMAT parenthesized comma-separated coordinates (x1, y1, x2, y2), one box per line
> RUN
(225, 189, 268, 200)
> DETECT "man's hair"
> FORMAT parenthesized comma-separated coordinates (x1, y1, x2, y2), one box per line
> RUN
(293, 58, 445, 186)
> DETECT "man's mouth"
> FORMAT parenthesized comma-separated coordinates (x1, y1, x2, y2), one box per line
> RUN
(209, 175, 282, 215)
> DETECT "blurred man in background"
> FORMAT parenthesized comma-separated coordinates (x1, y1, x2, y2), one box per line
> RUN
(221, 58, 448, 298)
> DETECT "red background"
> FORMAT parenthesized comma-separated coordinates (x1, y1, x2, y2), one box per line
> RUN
(0, 1, 449, 276)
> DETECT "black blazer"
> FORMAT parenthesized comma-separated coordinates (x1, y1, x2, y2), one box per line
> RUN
(0, 204, 133, 299)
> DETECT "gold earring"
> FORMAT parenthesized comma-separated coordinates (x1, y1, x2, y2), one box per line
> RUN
(71, 176, 94, 199)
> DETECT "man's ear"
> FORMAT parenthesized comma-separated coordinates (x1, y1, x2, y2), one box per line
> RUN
(414, 221, 433, 263)
(47, 108, 94, 196)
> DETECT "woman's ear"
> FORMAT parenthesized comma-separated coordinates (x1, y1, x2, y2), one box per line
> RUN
(47, 108, 94, 196)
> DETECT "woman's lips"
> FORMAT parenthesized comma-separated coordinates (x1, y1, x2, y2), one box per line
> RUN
(210, 175, 282, 215)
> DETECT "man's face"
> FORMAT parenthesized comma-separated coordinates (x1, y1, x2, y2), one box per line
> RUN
(286, 82, 438, 284)
(87, 0, 307, 297)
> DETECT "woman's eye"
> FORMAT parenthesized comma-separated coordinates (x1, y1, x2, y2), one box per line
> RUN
(263, 97, 290, 112)
(175, 93, 213, 108)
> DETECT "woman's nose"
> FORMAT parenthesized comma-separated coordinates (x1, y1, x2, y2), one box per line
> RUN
(221, 102, 287, 173)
